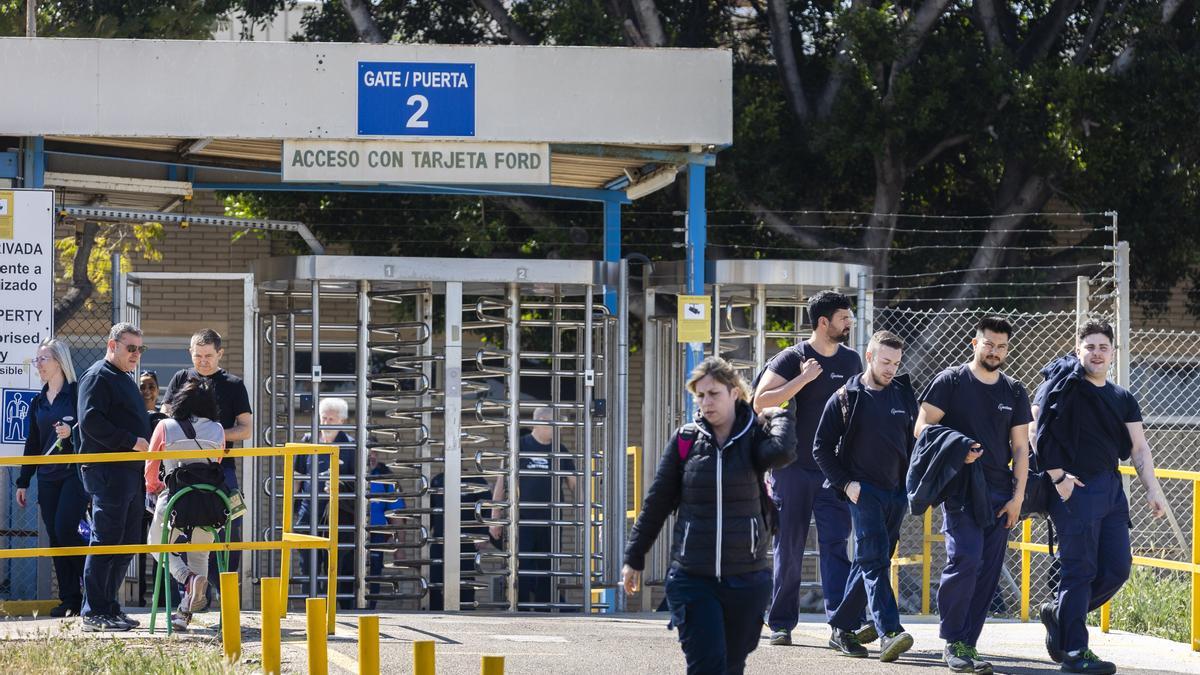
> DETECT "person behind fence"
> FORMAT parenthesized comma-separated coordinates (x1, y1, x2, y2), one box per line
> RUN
(489, 406, 577, 608)
(137, 371, 169, 605)
(751, 290, 861, 646)
(162, 328, 252, 604)
(622, 357, 795, 675)
(78, 322, 151, 632)
(911, 316, 1031, 675)
(1030, 319, 1168, 675)
(812, 330, 918, 664)
(293, 396, 355, 609)
(144, 379, 226, 632)
(14, 338, 85, 618)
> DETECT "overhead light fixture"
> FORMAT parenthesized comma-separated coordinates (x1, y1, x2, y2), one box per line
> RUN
(625, 166, 678, 200)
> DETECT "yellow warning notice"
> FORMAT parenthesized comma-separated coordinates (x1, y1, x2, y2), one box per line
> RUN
(0, 192, 12, 240)
(677, 295, 712, 343)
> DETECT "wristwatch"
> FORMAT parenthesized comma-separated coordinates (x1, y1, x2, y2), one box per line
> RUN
(1053, 473, 1070, 485)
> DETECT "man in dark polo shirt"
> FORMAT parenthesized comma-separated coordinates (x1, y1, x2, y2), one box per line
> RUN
(79, 323, 151, 632)
(162, 328, 253, 594)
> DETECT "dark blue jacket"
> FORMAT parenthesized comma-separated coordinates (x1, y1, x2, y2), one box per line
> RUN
(78, 359, 149, 465)
(1034, 354, 1131, 472)
(906, 425, 992, 527)
(16, 381, 78, 488)
(812, 373, 918, 494)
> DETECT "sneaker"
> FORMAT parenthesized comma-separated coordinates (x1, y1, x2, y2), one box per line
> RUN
(49, 603, 79, 618)
(879, 631, 914, 663)
(944, 641, 993, 674)
(81, 614, 129, 632)
(185, 573, 208, 613)
(829, 628, 868, 658)
(113, 611, 140, 629)
(855, 624, 879, 645)
(768, 628, 792, 646)
(1041, 602, 1066, 663)
(1060, 649, 1116, 675)
(170, 611, 192, 632)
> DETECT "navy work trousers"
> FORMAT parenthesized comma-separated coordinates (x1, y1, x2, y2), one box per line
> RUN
(665, 567, 772, 675)
(1048, 470, 1132, 654)
(937, 488, 1012, 645)
(830, 481, 906, 635)
(767, 465, 851, 630)
(81, 464, 144, 617)
(37, 471, 89, 608)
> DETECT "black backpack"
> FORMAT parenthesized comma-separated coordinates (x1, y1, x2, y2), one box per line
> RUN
(163, 419, 229, 530)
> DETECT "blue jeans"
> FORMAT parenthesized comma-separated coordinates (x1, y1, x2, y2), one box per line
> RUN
(830, 481, 906, 636)
(1048, 471, 1132, 653)
(938, 489, 1012, 645)
(81, 464, 144, 617)
(37, 471, 89, 607)
(767, 466, 851, 629)
(665, 567, 772, 675)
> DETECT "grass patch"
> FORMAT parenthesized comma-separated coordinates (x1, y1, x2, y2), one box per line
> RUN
(1088, 565, 1191, 643)
(0, 625, 254, 674)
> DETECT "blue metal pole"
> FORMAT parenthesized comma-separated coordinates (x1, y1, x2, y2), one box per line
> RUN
(603, 200, 620, 312)
(684, 163, 706, 393)
(23, 137, 45, 188)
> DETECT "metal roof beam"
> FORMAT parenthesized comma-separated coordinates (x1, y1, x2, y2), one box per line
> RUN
(551, 143, 716, 167)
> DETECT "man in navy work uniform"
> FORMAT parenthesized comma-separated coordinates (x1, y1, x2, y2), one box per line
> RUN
(753, 290, 862, 646)
(78, 323, 151, 632)
(813, 330, 918, 663)
(1032, 320, 1167, 675)
(914, 316, 1032, 674)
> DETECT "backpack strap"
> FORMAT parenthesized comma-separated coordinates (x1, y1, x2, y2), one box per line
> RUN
(177, 418, 197, 440)
(677, 423, 700, 462)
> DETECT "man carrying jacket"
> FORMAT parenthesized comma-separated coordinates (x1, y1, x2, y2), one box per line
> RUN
(1032, 320, 1167, 675)
(914, 316, 1031, 675)
(813, 330, 917, 664)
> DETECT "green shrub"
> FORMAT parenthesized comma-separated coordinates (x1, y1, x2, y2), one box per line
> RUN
(1087, 565, 1191, 643)
(0, 626, 250, 675)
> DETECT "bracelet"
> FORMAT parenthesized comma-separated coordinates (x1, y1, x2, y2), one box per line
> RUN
(1053, 473, 1070, 485)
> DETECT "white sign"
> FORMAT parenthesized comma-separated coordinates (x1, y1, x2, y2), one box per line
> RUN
(0, 189, 53, 456)
(282, 140, 551, 185)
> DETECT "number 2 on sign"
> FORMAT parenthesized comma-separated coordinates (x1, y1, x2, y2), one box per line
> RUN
(406, 94, 430, 129)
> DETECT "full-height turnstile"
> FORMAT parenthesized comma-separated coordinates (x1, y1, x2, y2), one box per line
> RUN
(639, 259, 872, 602)
(252, 256, 626, 612)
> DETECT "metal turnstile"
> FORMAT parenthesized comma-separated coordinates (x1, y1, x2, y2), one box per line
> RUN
(639, 259, 872, 602)
(253, 256, 626, 612)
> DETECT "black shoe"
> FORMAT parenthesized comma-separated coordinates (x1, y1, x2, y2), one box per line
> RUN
(879, 631, 914, 663)
(48, 603, 79, 618)
(768, 628, 792, 646)
(1060, 650, 1116, 675)
(81, 615, 129, 632)
(1040, 602, 1066, 663)
(855, 624, 879, 645)
(944, 642, 993, 674)
(113, 611, 141, 629)
(829, 628, 868, 658)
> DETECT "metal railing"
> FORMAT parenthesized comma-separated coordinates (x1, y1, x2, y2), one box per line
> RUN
(0, 443, 342, 634)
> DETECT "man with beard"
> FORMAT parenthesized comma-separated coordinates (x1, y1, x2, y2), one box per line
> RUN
(754, 290, 863, 646)
(914, 316, 1031, 674)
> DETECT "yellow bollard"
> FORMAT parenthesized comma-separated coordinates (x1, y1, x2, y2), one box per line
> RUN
(307, 597, 328, 675)
(1100, 601, 1111, 633)
(481, 655, 505, 675)
(261, 578, 281, 675)
(359, 615, 380, 675)
(414, 640, 436, 675)
(220, 571, 241, 663)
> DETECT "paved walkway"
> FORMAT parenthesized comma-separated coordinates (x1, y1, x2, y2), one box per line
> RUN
(2, 608, 1195, 674)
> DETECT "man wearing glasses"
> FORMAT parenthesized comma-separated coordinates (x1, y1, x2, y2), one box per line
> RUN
(78, 322, 151, 631)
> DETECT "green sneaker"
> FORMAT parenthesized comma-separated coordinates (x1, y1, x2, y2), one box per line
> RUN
(1060, 649, 1116, 675)
(855, 624, 879, 645)
(879, 631, 914, 663)
(944, 641, 993, 674)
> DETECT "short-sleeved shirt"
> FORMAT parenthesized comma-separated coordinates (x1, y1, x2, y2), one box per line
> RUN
(846, 383, 910, 490)
(764, 342, 862, 471)
(163, 368, 252, 451)
(517, 434, 576, 523)
(1071, 381, 1142, 479)
(922, 364, 1033, 491)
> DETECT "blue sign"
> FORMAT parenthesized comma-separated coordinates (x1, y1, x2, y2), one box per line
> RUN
(2, 389, 36, 444)
(358, 62, 476, 137)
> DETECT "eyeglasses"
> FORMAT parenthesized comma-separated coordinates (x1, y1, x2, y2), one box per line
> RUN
(119, 343, 148, 355)
(33, 355, 53, 364)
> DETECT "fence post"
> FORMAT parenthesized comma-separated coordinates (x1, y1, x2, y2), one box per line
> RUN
(1075, 276, 1090, 329)
(1114, 240, 1130, 388)
(1192, 479, 1199, 651)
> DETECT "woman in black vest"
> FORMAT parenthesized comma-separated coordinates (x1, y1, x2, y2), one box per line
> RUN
(622, 357, 796, 674)
(14, 339, 84, 617)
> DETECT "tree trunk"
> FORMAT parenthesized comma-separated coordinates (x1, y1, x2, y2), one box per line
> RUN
(863, 140, 906, 281)
(53, 221, 99, 328)
(340, 0, 385, 44)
